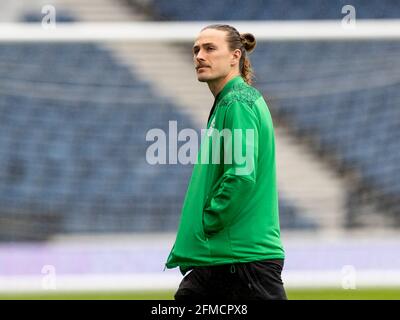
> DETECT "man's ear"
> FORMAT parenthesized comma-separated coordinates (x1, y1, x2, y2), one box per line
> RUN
(231, 49, 242, 67)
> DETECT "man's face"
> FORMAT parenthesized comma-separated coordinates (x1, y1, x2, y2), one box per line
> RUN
(193, 29, 237, 83)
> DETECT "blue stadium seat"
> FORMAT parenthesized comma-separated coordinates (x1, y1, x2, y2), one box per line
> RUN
(149, 0, 400, 224)
(150, 0, 400, 20)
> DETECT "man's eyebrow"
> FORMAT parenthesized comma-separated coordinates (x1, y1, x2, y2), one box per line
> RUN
(192, 42, 216, 50)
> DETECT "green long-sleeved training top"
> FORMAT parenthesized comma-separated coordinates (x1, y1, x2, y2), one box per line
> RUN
(165, 75, 285, 275)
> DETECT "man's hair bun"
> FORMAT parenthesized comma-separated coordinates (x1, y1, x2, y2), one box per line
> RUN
(240, 33, 256, 53)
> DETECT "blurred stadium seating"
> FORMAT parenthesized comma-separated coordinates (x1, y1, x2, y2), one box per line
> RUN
(0, 1, 398, 240)
(0, 11, 321, 241)
(0, 13, 196, 239)
(251, 42, 400, 227)
(143, 0, 400, 228)
(145, 0, 400, 20)
(0, 0, 399, 296)
(0, 41, 199, 239)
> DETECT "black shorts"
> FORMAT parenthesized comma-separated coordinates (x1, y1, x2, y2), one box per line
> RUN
(174, 259, 287, 301)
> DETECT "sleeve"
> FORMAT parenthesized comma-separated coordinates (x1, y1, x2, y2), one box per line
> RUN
(203, 100, 259, 236)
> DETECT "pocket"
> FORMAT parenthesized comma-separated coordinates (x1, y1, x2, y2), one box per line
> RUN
(238, 264, 255, 291)
(202, 176, 224, 237)
(202, 206, 225, 237)
(203, 174, 224, 210)
(201, 212, 208, 241)
(252, 260, 285, 286)
(202, 194, 210, 237)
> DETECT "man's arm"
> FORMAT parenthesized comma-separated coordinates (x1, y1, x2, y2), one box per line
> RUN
(203, 100, 259, 236)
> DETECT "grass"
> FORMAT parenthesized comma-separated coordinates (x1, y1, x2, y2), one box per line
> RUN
(287, 288, 400, 300)
(0, 288, 399, 300)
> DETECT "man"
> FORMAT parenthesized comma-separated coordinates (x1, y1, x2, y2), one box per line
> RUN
(165, 24, 287, 300)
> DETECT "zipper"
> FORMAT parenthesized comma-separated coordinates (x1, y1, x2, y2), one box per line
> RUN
(207, 93, 221, 126)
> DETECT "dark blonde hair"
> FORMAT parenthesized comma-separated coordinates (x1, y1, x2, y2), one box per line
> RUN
(202, 24, 256, 85)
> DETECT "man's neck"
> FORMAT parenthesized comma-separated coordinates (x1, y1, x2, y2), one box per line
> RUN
(208, 72, 240, 98)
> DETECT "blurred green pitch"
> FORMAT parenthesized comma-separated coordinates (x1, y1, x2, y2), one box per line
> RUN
(1, 288, 400, 300)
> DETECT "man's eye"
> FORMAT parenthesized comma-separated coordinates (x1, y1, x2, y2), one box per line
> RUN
(207, 47, 215, 51)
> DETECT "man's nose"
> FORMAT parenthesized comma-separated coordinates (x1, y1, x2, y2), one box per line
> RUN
(196, 50, 206, 62)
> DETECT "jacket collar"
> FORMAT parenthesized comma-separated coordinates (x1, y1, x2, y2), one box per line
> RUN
(215, 75, 244, 104)
(207, 75, 244, 126)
